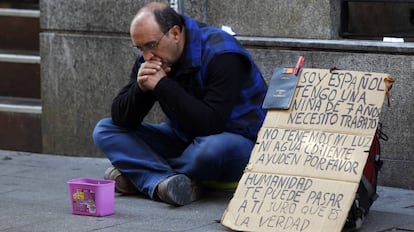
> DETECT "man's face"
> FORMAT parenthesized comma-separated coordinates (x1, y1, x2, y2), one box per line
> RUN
(130, 14, 182, 68)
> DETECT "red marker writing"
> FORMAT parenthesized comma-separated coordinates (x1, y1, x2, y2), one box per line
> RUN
(293, 56, 305, 75)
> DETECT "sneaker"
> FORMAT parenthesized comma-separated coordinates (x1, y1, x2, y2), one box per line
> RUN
(156, 174, 201, 206)
(104, 166, 139, 194)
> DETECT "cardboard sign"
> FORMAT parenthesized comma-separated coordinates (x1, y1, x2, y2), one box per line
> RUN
(249, 128, 373, 182)
(222, 173, 358, 232)
(221, 68, 391, 232)
(263, 69, 387, 135)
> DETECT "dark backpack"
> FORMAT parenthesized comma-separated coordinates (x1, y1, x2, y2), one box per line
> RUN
(343, 123, 388, 231)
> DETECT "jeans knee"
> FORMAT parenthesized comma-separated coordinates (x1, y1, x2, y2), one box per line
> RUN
(195, 150, 219, 167)
(92, 118, 112, 148)
(190, 143, 223, 171)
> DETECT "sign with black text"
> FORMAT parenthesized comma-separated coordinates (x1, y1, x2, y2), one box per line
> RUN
(222, 68, 391, 232)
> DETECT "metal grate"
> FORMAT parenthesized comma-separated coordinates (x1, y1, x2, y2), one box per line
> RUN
(340, 0, 414, 41)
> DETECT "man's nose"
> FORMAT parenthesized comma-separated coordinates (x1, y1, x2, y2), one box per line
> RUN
(142, 51, 154, 61)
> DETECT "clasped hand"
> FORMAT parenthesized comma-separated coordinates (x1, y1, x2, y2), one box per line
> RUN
(137, 58, 171, 91)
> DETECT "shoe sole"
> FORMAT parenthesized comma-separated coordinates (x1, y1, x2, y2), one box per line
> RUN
(158, 175, 192, 206)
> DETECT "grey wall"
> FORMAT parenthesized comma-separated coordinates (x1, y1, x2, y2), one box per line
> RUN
(181, 0, 341, 39)
(40, 0, 413, 189)
(40, 0, 164, 156)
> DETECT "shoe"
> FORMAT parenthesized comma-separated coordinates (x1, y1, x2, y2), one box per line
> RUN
(104, 166, 139, 194)
(156, 174, 200, 206)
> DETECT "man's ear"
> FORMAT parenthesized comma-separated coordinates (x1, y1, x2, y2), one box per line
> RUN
(170, 25, 182, 40)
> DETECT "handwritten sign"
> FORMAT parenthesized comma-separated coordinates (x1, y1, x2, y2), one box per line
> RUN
(222, 68, 390, 232)
(249, 128, 372, 182)
(263, 69, 387, 135)
(222, 173, 357, 231)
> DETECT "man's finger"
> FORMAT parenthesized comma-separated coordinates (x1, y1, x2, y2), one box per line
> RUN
(137, 75, 149, 91)
(164, 67, 171, 73)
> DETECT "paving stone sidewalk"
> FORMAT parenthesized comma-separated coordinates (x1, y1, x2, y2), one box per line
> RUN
(0, 150, 413, 232)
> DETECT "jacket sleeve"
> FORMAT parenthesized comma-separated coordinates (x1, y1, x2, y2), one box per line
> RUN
(111, 56, 156, 128)
(153, 53, 250, 135)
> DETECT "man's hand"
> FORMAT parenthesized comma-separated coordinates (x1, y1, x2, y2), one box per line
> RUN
(137, 59, 171, 91)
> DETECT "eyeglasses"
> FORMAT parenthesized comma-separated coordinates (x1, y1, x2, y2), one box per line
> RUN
(133, 28, 171, 53)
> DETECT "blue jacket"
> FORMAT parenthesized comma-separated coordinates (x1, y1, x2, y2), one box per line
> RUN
(180, 16, 267, 139)
(111, 16, 268, 140)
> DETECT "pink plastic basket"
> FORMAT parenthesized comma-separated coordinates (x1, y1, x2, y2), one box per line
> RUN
(67, 178, 115, 216)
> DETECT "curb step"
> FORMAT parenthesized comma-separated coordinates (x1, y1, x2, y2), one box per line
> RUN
(0, 53, 40, 64)
(0, 8, 39, 18)
(0, 97, 41, 114)
(0, 3, 42, 153)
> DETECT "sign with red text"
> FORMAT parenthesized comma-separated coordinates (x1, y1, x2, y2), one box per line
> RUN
(222, 68, 391, 232)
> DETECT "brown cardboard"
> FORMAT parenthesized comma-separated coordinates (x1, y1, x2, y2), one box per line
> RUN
(222, 173, 358, 232)
(263, 68, 388, 136)
(221, 68, 390, 232)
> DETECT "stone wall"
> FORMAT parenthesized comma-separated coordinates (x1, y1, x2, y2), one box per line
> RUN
(40, 0, 413, 189)
(40, 0, 160, 156)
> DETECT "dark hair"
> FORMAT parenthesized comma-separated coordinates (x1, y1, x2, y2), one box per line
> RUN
(153, 6, 184, 33)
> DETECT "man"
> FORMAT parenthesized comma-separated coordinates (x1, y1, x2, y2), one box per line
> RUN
(93, 2, 268, 206)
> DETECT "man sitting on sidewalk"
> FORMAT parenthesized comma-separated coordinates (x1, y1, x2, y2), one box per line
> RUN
(92, 2, 268, 206)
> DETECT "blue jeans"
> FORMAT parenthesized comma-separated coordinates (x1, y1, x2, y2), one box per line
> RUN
(92, 118, 254, 198)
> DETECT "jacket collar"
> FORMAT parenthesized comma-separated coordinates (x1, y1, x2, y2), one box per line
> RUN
(178, 16, 202, 72)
